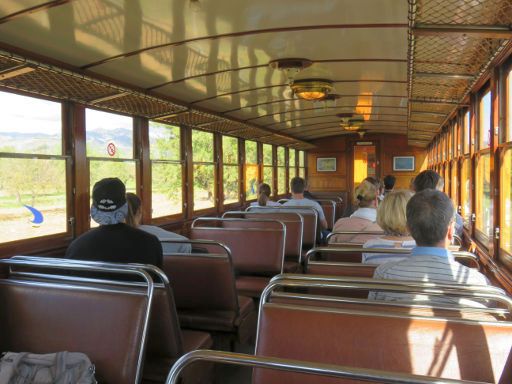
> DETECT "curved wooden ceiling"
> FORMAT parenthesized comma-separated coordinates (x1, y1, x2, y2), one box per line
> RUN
(0, 0, 510, 147)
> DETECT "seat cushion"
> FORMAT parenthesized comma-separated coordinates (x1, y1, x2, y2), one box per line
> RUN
(182, 329, 213, 352)
(236, 276, 271, 298)
(179, 310, 236, 332)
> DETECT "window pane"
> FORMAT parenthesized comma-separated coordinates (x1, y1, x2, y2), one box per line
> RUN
(245, 164, 258, 200)
(86, 109, 133, 158)
(223, 165, 239, 204)
(479, 91, 491, 149)
(299, 167, 305, 178)
(277, 147, 285, 166)
(443, 166, 449, 195)
(289, 150, 296, 167)
(451, 161, 458, 210)
(464, 111, 471, 153)
(299, 151, 305, 167)
(263, 166, 273, 189)
(192, 130, 213, 162)
(475, 153, 492, 237)
(263, 144, 273, 165)
(508, 70, 512, 142)
(223, 136, 238, 164)
(149, 122, 180, 161)
(0, 158, 67, 243)
(193, 164, 214, 210)
(277, 167, 286, 195)
(245, 141, 258, 164)
(501, 149, 512, 254)
(461, 158, 471, 227)
(151, 162, 182, 217)
(0, 91, 62, 156)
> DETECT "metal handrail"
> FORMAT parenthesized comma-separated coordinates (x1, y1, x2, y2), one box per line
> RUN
(165, 350, 485, 384)
(158, 238, 233, 257)
(305, 246, 480, 270)
(0, 258, 154, 384)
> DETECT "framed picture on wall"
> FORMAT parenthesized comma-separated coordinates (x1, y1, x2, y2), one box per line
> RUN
(393, 156, 415, 171)
(316, 157, 337, 172)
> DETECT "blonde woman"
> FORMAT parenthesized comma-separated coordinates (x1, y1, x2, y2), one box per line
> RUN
(329, 180, 382, 244)
(362, 190, 415, 264)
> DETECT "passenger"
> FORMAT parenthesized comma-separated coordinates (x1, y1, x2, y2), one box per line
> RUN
(413, 170, 463, 237)
(362, 190, 415, 264)
(329, 180, 382, 244)
(383, 175, 396, 196)
(125, 193, 192, 254)
(364, 176, 384, 201)
(66, 178, 163, 266)
(283, 177, 328, 229)
(303, 179, 315, 200)
(370, 189, 489, 306)
(250, 183, 281, 207)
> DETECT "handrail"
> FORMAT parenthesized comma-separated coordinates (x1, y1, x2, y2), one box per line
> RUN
(165, 350, 485, 384)
(327, 231, 384, 241)
(305, 246, 480, 270)
(158, 238, 233, 257)
(0, 258, 154, 384)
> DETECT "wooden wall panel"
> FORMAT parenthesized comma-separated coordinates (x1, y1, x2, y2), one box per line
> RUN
(308, 134, 427, 193)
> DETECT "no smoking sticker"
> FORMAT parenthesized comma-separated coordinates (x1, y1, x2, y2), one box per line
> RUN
(107, 142, 116, 157)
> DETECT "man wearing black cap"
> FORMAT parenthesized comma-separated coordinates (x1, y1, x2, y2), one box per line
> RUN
(66, 178, 163, 266)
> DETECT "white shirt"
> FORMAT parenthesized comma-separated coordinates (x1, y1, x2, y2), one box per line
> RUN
(362, 238, 416, 264)
(350, 208, 377, 222)
(283, 198, 326, 221)
(139, 225, 192, 254)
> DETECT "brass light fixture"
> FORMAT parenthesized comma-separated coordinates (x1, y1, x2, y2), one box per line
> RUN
(340, 117, 365, 132)
(290, 79, 334, 101)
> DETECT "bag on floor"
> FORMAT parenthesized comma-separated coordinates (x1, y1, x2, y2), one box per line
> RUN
(0, 351, 96, 384)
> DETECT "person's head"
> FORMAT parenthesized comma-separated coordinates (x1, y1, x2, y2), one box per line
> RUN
(383, 175, 396, 191)
(91, 177, 127, 225)
(377, 190, 413, 236)
(353, 180, 379, 208)
(257, 183, 272, 206)
(126, 193, 143, 227)
(413, 170, 444, 192)
(290, 177, 306, 195)
(406, 189, 455, 247)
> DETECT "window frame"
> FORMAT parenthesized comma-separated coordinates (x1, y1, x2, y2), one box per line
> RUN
(221, 135, 241, 207)
(191, 129, 217, 213)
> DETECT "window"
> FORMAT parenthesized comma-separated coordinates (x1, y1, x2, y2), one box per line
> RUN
(464, 110, 471, 154)
(461, 157, 471, 227)
(507, 68, 512, 142)
(87, 109, 135, 227)
(262, 144, 273, 192)
(450, 161, 458, 210)
(501, 148, 512, 255)
(298, 151, 306, 178)
(149, 122, 182, 218)
(289, 149, 297, 178)
(277, 146, 286, 195)
(443, 165, 449, 194)
(0, 92, 67, 243)
(192, 130, 215, 210)
(479, 91, 491, 149)
(245, 140, 258, 200)
(475, 153, 492, 239)
(222, 136, 239, 205)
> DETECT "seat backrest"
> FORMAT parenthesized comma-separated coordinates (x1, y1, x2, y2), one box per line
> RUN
(162, 252, 238, 312)
(0, 279, 148, 384)
(254, 302, 512, 384)
(306, 261, 375, 278)
(190, 219, 285, 275)
(316, 200, 336, 230)
(227, 212, 303, 263)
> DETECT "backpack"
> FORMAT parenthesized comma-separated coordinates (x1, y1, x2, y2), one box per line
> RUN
(0, 351, 96, 384)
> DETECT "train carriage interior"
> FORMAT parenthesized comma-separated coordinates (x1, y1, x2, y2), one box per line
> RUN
(0, 0, 512, 383)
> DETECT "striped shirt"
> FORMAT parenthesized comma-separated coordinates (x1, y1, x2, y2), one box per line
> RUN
(362, 238, 416, 265)
(369, 246, 490, 307)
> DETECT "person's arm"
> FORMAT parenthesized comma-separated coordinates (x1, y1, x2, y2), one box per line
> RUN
(320, 217, 328, 230)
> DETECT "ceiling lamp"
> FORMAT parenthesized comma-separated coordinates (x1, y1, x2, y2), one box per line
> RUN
(269, 58, 313, 84)
(340, 117, 365, 131)
(290, 79, 334, 101)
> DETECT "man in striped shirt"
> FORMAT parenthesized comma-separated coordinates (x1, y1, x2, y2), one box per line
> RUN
(370, 189, 489, 306)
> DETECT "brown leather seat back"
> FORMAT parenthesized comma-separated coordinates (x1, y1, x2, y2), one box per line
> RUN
(254, 303, 512, 384)
(162, 253, 238, 311)
(306, 263, 375, 278)
(190, 226, 285, 275)
(0, 279, 147, 384)
(245, 212, 303, 262)
(317, 200, 335, 230)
